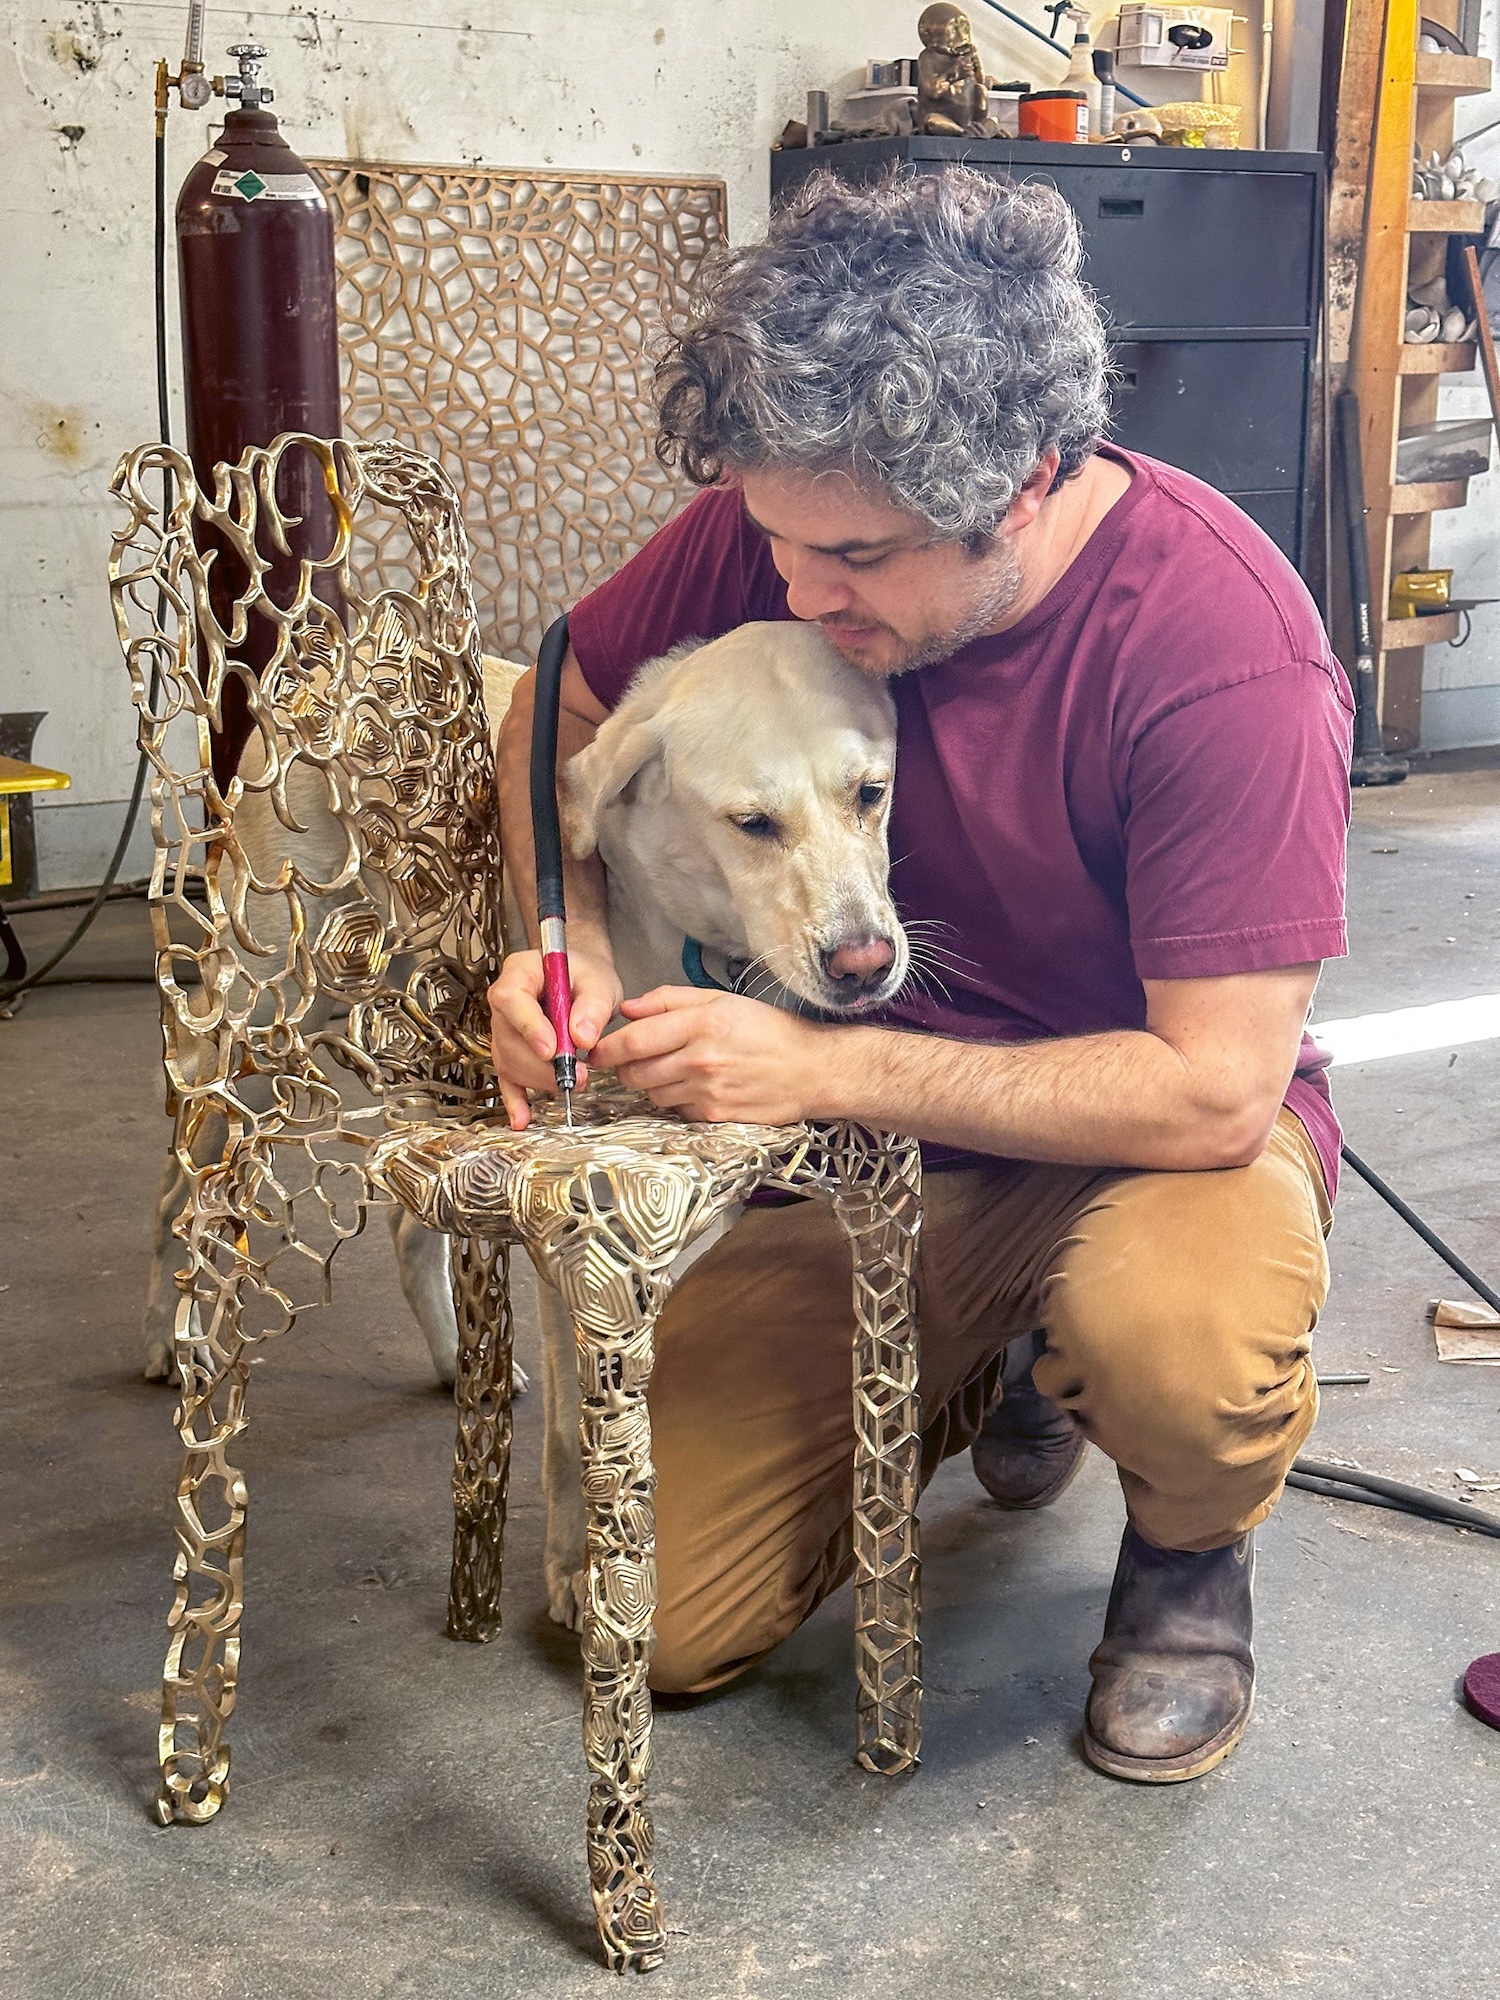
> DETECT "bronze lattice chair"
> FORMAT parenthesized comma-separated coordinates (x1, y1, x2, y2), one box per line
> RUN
(109, 434, 924, 1973)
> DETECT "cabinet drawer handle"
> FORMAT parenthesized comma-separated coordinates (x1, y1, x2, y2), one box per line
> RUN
(1099, 197, 1145, 218)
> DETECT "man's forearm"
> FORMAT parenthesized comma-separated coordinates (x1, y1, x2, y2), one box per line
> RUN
(496, 666, 612, 952)
(813, 1022, 1285, 1173)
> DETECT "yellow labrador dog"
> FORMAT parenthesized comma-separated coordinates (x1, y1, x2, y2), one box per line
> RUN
(144, 621, 905, 1629)
(561, 621, 905, 1008)
(525, 621, 906, 1625)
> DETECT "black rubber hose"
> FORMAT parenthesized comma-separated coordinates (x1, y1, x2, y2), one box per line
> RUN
(1290, 1456, 1500, 1538)
(30, 973, 158, 987)
(529, 612, 572, 928)
(1340, 1142, 1500, 1317)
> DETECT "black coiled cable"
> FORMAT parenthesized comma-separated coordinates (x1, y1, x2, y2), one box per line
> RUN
(529, 612, 572, 934)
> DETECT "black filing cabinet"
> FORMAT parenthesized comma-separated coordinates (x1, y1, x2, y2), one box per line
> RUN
(770, 139, 1324, 574)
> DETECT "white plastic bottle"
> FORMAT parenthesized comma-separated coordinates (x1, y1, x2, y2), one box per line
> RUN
(1061, 5, 1104, 137)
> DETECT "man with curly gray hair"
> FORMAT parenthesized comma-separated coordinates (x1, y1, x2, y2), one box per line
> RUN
(492, 165, 1352, 1784)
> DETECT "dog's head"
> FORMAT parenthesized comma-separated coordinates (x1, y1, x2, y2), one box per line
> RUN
(564, 622, 907, 1013)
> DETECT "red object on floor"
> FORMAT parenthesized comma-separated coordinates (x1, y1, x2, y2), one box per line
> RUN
(1463, 1653, 1500, 1729)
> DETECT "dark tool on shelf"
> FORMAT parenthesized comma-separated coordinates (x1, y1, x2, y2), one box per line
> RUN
(1335, 389, 1408, 786)
(530, 612, 578, 1124)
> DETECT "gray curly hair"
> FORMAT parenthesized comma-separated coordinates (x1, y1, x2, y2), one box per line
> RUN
(655, 165, 1112, 543)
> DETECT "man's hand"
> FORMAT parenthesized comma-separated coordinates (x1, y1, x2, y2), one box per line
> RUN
(488, 944, 623, 1129)
(592, 964, 1321, 1172)
(509, 958, 1322, 1173)
(592, 987, 830, 1125)
(492, 643, 617, 1130)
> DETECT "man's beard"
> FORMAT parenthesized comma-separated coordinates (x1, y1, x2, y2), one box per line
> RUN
(823, 538, 1024, 675)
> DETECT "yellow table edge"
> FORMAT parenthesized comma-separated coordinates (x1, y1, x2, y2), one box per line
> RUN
(0, 756, 70, 796)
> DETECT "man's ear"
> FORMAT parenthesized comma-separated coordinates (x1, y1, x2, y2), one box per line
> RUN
(561, 717, 666, 858)
(1004, 447, 1063, 535)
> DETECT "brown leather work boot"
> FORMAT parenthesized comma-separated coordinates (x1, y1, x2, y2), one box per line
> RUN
(970, 1330, 1087, 1509)
(1083, 1524, 1255, 1783)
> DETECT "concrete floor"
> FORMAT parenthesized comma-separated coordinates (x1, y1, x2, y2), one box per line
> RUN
(3, 758, 1498, 2000)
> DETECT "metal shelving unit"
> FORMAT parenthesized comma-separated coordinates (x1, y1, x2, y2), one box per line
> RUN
(1344, 7, 1493, 748)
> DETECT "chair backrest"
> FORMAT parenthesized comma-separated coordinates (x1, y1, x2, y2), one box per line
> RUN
(109, 435, 503, 1285)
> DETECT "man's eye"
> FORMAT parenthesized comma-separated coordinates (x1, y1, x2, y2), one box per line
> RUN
(842, 553, 888, 571)
(731, 812, 778, 839)
(857, 782, 887, 809)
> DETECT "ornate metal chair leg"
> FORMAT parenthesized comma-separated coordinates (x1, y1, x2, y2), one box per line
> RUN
(569, 1276, 668, 1973)
(446, 1236, 514, 1644)
(369, 1107, 924, 1964)
(832, 1132, 924, 1775)
(154, 1291, 250, 1827)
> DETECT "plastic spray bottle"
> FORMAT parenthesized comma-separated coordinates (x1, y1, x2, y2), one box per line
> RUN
(1061, 5, 1103, 137)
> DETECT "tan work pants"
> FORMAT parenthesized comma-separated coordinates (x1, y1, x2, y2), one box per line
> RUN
(645, 1109, 1332, 1694)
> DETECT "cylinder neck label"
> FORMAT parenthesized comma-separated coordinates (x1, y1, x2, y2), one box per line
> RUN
(210, 168, 319, 202)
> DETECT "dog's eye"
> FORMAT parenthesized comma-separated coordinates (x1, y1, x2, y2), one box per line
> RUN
(731, 812, 778, 840)
(857, 782, 887, 810)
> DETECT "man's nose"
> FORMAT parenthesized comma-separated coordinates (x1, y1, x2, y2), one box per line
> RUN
(780, 551, 853, 624)
(820, 933, 896, 994)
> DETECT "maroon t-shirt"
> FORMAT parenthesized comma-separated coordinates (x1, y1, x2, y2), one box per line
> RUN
(571, 448, 1352, 1193)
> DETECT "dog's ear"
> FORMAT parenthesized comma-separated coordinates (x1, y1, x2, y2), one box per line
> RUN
(559, 639, 702, 856)
(561, 717, 666, 858)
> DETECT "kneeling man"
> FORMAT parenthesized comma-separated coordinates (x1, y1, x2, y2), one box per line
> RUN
(492, 165, 1351, 1783)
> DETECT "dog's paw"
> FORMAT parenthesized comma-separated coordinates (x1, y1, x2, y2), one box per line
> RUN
(545, 1560, 588, 1631)
(142, 1339, 175, 1384)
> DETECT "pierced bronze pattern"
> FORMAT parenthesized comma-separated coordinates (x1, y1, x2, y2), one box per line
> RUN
(110, 433, 505, 1829)
(113, 433, 922, 1973)
(448, 1235, 514, 1644)
(312, 160, 727, 660)
(372, 1096, 923, 1973)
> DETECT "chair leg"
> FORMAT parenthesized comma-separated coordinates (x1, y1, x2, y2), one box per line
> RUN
(572, 1292, 668, 1973)
(154, 1288, 250, 1826)
(446, 1235, 513, 1643)
(831, 1131, 925, 1776)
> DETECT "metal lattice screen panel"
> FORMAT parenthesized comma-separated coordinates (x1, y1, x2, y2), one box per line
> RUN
(312, 161, 727, 660)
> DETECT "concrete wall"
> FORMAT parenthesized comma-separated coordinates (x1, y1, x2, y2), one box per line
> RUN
(4, 0, 1079, 890)
(0, 0, 1351, 893)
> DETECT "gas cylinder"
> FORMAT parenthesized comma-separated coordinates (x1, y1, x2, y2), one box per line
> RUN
(175, 44, 341, 785)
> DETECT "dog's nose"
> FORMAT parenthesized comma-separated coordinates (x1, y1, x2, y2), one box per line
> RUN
(821, 934, 896, 993)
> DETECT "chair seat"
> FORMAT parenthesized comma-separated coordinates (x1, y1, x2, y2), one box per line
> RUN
(371, 1089, 832, 1246)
